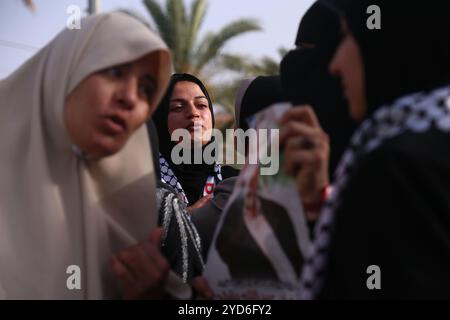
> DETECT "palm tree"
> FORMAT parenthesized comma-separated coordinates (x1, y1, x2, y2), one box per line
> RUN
(220, 47, 288, 77)
(211, 47, 289, 117)
(143, 0, 261, 77)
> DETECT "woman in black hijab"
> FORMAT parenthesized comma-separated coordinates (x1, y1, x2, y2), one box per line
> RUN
(153, 73, 237, 212)
(192, 75, 290, 260)
(237, 75, 287, 131)
(280, 0, 357, 177)
(300, 0, 450, 299)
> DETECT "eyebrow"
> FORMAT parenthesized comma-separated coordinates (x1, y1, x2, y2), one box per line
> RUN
(170, 96, 207, 102)
(121, 62, 132, 69)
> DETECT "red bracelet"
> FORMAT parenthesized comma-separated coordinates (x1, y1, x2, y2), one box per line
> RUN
(302, 185, 331, 212)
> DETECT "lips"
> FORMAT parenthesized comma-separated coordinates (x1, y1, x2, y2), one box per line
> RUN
(102, 115, 128, 134)
(186, 122, 203, 131)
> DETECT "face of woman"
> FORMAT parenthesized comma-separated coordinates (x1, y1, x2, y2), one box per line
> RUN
(167, 81, 213, 146)
(64, 51, 161, 158)
(329, 22, 366, 122)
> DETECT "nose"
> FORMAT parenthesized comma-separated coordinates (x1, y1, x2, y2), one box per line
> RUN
(185, 102, 200, 119)
(329, 51, 340, 77)
(116, 76, 138, 110)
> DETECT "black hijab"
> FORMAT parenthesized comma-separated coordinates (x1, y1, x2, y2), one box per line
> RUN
(326, 0, 450, 115)
(238, 75, 287, 132)
(152, 73, 216, 205)
(280, 1, 357, 176)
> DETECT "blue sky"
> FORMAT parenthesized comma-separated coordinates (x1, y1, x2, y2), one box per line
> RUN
(0, 0, 315, 79)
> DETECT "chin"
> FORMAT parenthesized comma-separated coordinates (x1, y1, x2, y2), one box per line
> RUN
(188, 135, 203, 146)
(92, 139, 126, 158)
(349, 100, 365, 122)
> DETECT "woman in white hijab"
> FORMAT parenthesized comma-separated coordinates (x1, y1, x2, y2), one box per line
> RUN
(0, 11, 172, 299)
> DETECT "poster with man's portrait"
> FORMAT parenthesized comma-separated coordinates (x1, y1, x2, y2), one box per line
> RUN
(203, 104, 311, 299)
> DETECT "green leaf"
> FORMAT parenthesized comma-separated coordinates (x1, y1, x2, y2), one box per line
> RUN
(143, 0, 173, 49)
(194, 18, 261, 72)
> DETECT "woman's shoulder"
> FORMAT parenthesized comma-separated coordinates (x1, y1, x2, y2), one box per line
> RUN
(220, 165, 240, 180)
(341, 129, 450, 202)
(369, 128, 450, 168)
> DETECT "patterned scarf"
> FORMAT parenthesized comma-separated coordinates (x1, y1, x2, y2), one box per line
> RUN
(159, 154, 223, 205)
(300, 85, 450, 299)
(157, 185, 204, 282)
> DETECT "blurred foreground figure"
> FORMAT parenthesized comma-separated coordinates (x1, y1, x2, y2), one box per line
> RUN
(0, 12, 173, 299)
(301, 0, 450, 299)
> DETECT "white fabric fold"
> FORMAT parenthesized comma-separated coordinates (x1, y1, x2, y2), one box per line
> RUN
(0, 12, 172, 299)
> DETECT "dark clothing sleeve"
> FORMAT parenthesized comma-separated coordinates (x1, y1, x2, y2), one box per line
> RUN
(319, 130, 450, 299)
(220, 165, 240, 180)
(191, 177, 238, 260)
(191, 201, 222, 260)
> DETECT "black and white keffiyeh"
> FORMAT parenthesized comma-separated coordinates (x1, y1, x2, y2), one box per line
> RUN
(159, 154, 223, 205)
(157, 184, 205, 282)
(300, 85, 450, 299)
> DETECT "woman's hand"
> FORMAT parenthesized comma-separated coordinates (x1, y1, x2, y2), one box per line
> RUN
(111, 227, 170, 299)
(279, 106, 330, 221)
(191, 276, 214, 300)
(186, 194, 213, 214)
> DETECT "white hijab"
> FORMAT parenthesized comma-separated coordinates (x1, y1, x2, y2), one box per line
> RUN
(0, 12, 172, 299)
